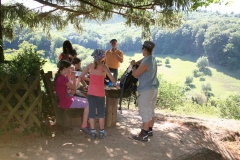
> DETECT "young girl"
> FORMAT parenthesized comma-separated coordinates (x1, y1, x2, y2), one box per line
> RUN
(54, 60, 90, 134)
(58, 40, 77, 62)
(80, 49, 117, 139)
(71, 57, 89, 89)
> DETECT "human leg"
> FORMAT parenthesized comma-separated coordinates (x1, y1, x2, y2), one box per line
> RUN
(87, 95, 97, 130)
(148, 89, 158, 136)
(70, 96, 90, 134)
(109, 68, 118, 81)
(87, 95, 98, 139)
(133, 90, 157, 141)
(96, 96, 107, 139)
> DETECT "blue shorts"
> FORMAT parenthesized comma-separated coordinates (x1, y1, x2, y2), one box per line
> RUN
(87, 95, 105, 118)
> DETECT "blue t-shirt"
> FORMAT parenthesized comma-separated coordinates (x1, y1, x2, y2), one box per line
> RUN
(137, 55, 159, 92)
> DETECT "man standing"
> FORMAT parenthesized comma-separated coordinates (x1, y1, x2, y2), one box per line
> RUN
(104, 39, 124, 81)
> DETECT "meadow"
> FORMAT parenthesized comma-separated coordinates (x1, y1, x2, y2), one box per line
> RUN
(43, 51, 240, 98)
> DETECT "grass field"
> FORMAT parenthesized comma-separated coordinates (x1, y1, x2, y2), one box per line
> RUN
(43, 52, 240, 98)
(119, 52, 240, 97)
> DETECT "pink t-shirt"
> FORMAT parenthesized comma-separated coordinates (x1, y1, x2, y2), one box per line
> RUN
(87, 63, 105, 97)
(55, 75, 74, 109)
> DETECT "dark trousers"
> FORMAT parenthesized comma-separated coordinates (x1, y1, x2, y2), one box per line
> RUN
(107, 68, 118, 81)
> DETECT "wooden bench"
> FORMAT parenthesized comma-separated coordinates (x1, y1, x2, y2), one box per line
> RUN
(40, 70, 84, 127)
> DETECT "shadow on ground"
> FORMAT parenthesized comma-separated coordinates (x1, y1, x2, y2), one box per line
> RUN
(0, 109, 237, 160)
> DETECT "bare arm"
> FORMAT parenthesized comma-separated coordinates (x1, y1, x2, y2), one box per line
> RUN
(114, 50, 123, 63)
(80, 64, 90, 80)
(131, 60, 148, 78)
(66, 73, 79, 91)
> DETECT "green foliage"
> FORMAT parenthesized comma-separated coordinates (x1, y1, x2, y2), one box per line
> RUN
(9, 42, 46, 76)
(165, 58, 170, 64)
(201, 82, 214, 98)
(174, 100, 220, 118)
(196, 56, 209, 69)
(217, 94, 240, 120)
(0, 41, 46, 77)
(156, 75, 184, 110)
(199, 76, 205, 81)
(201, 82, 212, 92)
(182, 85, 192, 93)
(185, 76, 193, 85)
(193, 69, 204, 77)
(185, 90, 207, 105)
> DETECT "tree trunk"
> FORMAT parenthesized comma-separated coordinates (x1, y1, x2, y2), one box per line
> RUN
(0, 0, 4, 63)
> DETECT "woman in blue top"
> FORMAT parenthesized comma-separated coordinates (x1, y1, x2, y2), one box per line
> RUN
(131, 41, 159, 142)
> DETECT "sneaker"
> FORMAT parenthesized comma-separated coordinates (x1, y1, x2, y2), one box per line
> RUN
(99, 130, 107, 139)
(133, 129, 148, 141)
(80, 126, 91, 135)
(90, 130, 97, 140)
(148, 130, 153, 136)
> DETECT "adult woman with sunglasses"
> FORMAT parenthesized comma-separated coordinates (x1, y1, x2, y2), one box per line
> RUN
(130, 41, 159, 142)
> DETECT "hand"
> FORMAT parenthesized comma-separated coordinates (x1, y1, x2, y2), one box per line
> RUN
(111, 47, 116, 53)
(77, 76, 81, 81)
(136, 61, 140, 66)
(70, 72, 76, 80)
(83, 85, 88, 91)
(131, 60, 136, 66)
(114, 85, 119, 90)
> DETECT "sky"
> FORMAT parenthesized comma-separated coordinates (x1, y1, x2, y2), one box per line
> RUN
(2, 0, 240, 14)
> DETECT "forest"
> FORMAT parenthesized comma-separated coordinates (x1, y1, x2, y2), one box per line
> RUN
(4, 11, 240, 71)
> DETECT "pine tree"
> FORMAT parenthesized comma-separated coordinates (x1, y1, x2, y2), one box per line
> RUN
(0, 0, 229, 62)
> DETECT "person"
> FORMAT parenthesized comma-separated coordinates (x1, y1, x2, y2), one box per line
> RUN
(104, 39, 124, 81)
(54, 60, 90, 135)
(80, 49, 118, 139)
(130, 41, 159, 142)
(71, 57, 89, 89)
(71, 57, 83, 71)
(58, 40, 77, 63)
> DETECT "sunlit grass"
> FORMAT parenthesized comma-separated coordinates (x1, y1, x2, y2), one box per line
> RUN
(43, 60, 58, 72)
(43, 52, 240, 98)
(123, 52, 240, 97)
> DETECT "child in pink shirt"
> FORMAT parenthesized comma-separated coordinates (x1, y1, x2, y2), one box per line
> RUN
(80, 49, 118, 139)
(55, 60, 90, 134)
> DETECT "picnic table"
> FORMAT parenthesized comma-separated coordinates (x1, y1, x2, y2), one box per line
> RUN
(105, 86, 132, 127)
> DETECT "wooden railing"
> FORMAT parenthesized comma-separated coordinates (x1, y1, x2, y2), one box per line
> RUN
(0, 74, 42, 128)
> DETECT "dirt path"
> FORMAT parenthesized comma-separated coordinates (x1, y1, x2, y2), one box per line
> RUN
(0, 109, 239, 160)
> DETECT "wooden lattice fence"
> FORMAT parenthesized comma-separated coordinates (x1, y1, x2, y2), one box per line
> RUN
(0, 74, 42, 128)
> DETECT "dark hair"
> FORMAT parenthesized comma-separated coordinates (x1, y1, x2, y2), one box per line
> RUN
(63, 40, 73, 53)
(143, 46, 153, 54)
(54, 60, 71, 82)
(71, 57, 81, 65)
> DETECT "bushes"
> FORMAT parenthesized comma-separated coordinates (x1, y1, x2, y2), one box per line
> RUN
(217, 94, 240, 120)
(156, 75, 184, 110)
(196, 56, 209, 69)
(185, 76, 193, 85)
(0, 41, 46, 77)
(185, 90, 207, 105)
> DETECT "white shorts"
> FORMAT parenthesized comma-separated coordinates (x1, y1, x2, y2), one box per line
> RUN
(137, 89, 158, 122)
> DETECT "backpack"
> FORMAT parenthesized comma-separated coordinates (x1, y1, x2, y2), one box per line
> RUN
(120, 65, 138, 92)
